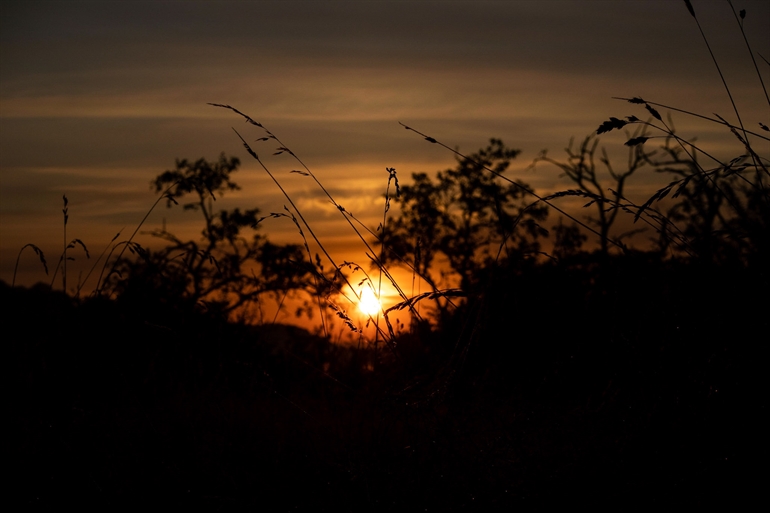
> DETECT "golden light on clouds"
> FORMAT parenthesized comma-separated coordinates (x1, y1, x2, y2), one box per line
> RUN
(2, 0, 768, 291)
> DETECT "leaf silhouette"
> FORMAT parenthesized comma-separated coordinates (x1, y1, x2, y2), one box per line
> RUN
(683, 0, 696, 18)
(597, 117, 627, 134)
(208, 103, 264, 128)
(625, 136, 650, 147)
(645, 104, 662, 121)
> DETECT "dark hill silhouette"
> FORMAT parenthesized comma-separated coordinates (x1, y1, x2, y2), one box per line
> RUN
(4, 248, 767, 509)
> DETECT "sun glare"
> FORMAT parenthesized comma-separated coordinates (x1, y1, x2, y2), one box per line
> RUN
(358, 287, 381, 316)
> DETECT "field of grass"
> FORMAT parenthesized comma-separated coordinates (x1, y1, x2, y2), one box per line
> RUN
(5, 2, 769, 509)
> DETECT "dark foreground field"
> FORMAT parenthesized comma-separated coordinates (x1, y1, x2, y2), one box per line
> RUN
(4, 255, 768, 511)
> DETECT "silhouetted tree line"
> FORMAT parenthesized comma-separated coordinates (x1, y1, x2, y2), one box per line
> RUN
(104, 153, 318, 322)
(5, 132, 767, 509)
(85, 127, 768, 333)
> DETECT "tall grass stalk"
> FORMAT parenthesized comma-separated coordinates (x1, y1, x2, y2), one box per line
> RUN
(211, 103, 462, 348)
(683, 0, 747, 136)
(50, 238, 89, 291)
(398, 122, 628, 254)
(372, 167, 398, 361)
(75, 231, 121, 298)
(726, 0, 770, 109)
(227, 125, 399, 348)
(95, 180, 181, 296)
(12, 244, 48, 288)
(210, 104, 424, 318)
(62, 195, 68, 291)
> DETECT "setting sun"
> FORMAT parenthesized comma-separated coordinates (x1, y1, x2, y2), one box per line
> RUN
(358, 286, 381, 316)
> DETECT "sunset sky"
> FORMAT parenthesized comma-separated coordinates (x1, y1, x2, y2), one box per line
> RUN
(2, 0, 768, 315)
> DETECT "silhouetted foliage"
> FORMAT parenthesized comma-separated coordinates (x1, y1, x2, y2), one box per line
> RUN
(8, 4, 770, 508)
(551, 219, 587, 261)
(532, 129, 654, 255)
(381, 139, 548, 293)
(109, 153, 314, 321)
(648, 135, 770, 266)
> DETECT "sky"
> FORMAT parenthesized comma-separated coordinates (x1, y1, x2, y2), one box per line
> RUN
(1, 0, 768, 323)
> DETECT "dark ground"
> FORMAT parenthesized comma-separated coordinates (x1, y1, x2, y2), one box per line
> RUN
(4, 257, 768, 510)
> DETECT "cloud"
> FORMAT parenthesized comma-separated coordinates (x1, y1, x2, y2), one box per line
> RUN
(3, 0, 769, 285)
